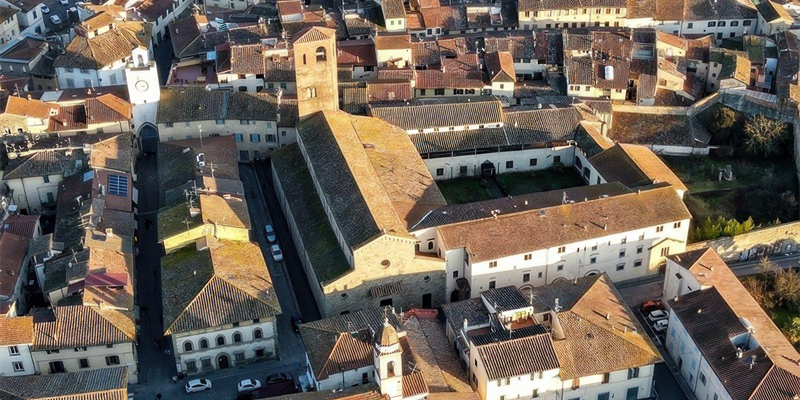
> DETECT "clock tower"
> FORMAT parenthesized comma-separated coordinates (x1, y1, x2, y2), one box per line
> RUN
(125, 46, 160, 105)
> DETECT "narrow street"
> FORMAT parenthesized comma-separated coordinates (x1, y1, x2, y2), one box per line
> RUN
(128, 155, 312, 399)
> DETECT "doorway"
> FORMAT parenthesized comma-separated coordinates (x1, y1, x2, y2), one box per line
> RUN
(422, 293, 432, 308)
(450, 290, 460, 303)
(218, 354, 230, 369)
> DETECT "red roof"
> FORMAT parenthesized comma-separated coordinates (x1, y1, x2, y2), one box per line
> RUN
(337, 40, 377, 66)
(84, 273, 128, 288)
(1, 214, 39, 238)
(0, 233, 30, 306)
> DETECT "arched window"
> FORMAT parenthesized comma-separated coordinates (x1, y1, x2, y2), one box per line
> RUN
(306, 87, 317, 98)
(316, 46, 326, 62)
(253, 329, 263, 339)
(387, 361, 395, 377)
(183, 341, 193, 352)
(216, 336, 225, 346)
(199, 338, 209, 349)
(233, 332, 242, 343)
(137, 54, 144, 66)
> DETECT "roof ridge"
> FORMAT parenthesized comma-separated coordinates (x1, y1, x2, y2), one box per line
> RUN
(475, 330, 551, 348)
(89, 307, 135, 341)
(320, 331, 361, 376)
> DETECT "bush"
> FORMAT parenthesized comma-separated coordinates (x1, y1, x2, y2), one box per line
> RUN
(741, 276, 774, 310)
(690, 216, 755, 242)
(710, 107, 737, 133)
(742, 115, 789, 156)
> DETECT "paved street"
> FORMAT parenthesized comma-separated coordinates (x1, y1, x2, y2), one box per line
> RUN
(42, 0, 79, 34)
(128, 155, 311, 400)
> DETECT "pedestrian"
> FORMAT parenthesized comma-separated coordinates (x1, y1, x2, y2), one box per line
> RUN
(156, 394, 162, 399)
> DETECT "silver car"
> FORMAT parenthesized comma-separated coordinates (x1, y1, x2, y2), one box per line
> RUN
(185, 379, 212, 393)
(271, 244, 283, 261)
(265, 225, 276, 242)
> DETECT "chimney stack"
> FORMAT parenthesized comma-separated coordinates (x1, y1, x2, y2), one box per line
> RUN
(105, 228, 113, 237)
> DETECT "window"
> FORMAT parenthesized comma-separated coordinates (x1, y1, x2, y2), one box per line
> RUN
(708, 21, 716, 27)
(743, 19, 751, 26)
(109, 74, 118, 85)
(105, 355, 120, 365)
(253, 328, 263, 339)
(43, 175, 50, 184)
(661, 247, 670, 257)
(79, 358, 89, 368)
(634, 259, 642, 267)
(436, 168, 444, 176)
(255, 348, 265, 357)
(699, 372, 706, 385)
(553, 155, 561, 163)
(185, 122, 191, 127)
(489, 261, 498, 268)
(216, 336, 225, 346)
(717, 33, 722, 39)
(718, 21, 725, 27)
(420, 89, 426, 95)
(524, 254, 532, 260)
(674, 222, 681, 228)
(620, 249, 626, 258)
(602, 372, 610, 383)
(656, 225, 664, 232)
(590, 257, 597, 264)
(49, 361, 65, 373)
(240, 119, 250, 125)
(687, 22, 693, 28)
(628, 367, 640, 379)
(731, 20, 738, 26)
(83, 79, 92, 87)
(165, 122, 174, 128)
(8, 346, 19, 355)
(598, 393, 610, 400)
(530, 158, 538, 166)
(637, 245, 643, 254)
(557, 265, 564, 271)
(200, 338, 209, 349)
(572, 378, 580, 390)
(505, 161, 513, 169)
(235, 133, 243, 142)
(523, 273, 530, 282)
(557, 246, 566, 254)
(13, 362, 24, 372)
(235, 352, 245, 362)
(250, 134, 261, 142)
(46, 349, 60, 354)
(616, 263, 625, 271)
(434, 88, 445, 95)
(387, 361, 396, 377)
(201, 358, 212, 368)
(489, 281, 496, 289)
(186, 360, 197, 371)
(459, 165, 467, 175)
(184, 341, 193, 352)
(538, 271, 543, 278)
(108, 175, 128, 196)
(66, 67, 74, 73)
(233, 332, 242, 343)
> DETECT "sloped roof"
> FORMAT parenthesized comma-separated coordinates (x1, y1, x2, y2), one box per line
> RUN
(4, 96, 58, 119)
(0, 38, 47, 62)
(477, 333, 560, 380)
(292, 26, 336, 44)
(0, 316, 33, 345)
(157, 87, 279, 123)
(0, 366, 128, 400)
(3, 149, 88, 181)
(31, 305, 135, 350)
(367, 96, 503, 131)
(485, 51, 516, 83)
(0, 214, 39, 238)
(85, 94, 132, 124)
(439, 187, 690, 261)
(161, 241, 281, 335)
(54, 21, 151, 69)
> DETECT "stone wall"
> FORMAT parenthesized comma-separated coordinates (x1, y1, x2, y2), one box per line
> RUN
(687, 221, 800, 261)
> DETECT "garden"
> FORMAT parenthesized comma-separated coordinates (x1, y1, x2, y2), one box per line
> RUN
(741, 259, 800, 351)
(435, 167, 586, 205)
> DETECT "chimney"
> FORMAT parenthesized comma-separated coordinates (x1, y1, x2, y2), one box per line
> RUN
(26, 94, 31, 100)
(105, 228, 113, 237)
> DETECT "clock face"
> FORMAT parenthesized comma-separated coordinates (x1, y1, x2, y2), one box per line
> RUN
(135, 80, 149, 92)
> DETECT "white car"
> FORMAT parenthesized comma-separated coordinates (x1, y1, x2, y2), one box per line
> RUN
(185, 379, 212, 393)
(59, 0, 68, 5)
(41, 4, 50, 13)
(237, 379, 262, 393)
(653, 319, 668, 333)
(49, 15, 61, 24)
(647, 310, 669, 322)
(265, 225, 276, 243)
(271, 244, 283, 262)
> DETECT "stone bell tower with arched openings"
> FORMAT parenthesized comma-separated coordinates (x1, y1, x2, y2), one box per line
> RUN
(292, 27, 339, 121)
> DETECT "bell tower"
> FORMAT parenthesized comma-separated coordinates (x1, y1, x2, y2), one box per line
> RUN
(125, 46, 160, 106)
(291, 27, 339, 121)
(373, 317, 403, 400)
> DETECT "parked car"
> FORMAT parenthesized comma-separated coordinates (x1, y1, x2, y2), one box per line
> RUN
(59, 0, 68, 5)
(653, 319, 668, 333)
(41, 4, 50, 13)
(185, 379, 212, 393)
(237, 379, 262, 393)
(49, 15, 61, 24)
(265, 225, 276, 242)
(291, 313, 302, 333)
(647, 310, 669, 322)
(640, 300, 663, 314)
(270, 244, 283, 261)
(266, 372, 292, 385)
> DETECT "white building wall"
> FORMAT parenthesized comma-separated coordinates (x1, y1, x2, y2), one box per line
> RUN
(560, 366, 654, 400)
(56, 62, 128, 89)
(157, 119, 282, 160)
(317, 365, 376, 391)
(31, 343, 137, 383)
(172, 319, 277, 374)
(424, 146, 575, 180)
(655, 19, 757, 43)
(0, 344, 36, 376)
(4, 173, 64, 213)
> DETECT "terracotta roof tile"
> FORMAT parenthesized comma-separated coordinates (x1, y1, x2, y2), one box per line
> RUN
(375, 34, 412, 50)
(5, 96, 58, 119)
(54, 21, 151, 69)
(31, 305, 135, 350)
(477, 333, 560, 379)
(0, 316, 33, 345)
(86, 94, 132, 124)
(0, 366, 128, 399)
(485, 51, 516, 82)
(292, 26, 336, 44)
(439, 187, 690, 261)
(1, 214, 39, 238)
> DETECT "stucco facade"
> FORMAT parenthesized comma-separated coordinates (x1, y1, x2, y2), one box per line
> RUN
(172, 318, 277, 374)
(31, 343, 137, 383)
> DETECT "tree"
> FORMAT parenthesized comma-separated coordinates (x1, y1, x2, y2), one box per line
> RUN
(774, 268, 800, 307)
(709, 107, 737, 144)
(741, 276, 773, 310)
(742, 115, 788, 156)
(756, 257, 777, 280)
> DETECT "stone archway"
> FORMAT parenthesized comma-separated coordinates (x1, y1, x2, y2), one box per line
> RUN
(584, 270, 600, 277)
(138, 123, 158, 155)
(217, 354, 230, 370)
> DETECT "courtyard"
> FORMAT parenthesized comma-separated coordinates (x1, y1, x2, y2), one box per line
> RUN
(436, 168, 586, 205)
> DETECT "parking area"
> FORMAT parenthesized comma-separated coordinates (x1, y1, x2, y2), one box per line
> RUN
(42, 0, 80, 34)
